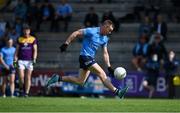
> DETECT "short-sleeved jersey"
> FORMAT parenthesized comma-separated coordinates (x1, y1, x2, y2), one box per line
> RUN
(0, 47, 16, 66)
(80, 27, 109, 58)
(56, 3, 72, 16)
(17, 36, 37, 60)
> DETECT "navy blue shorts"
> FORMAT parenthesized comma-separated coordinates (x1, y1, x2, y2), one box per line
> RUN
(79, 55, 96, 70)
(0, 66, 16, 76)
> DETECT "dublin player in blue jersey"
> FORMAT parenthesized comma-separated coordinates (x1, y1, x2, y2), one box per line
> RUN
(46, 20, 128, 98)
(0, 38, 16, 98)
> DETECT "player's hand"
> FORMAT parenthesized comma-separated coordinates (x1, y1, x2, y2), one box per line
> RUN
(13, 61, 17, 68)
(60, 43, 68, 52)
(108, 67, 114, 77)
(33, 59, 36, 65)
(5, 65, 10, 70)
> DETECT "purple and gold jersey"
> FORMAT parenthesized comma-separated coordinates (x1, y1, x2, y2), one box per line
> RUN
(17, 36, 37, 60)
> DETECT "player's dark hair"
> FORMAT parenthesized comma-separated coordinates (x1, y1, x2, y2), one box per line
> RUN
(23, 24, 31, 30)
(5, 37, 13, 44)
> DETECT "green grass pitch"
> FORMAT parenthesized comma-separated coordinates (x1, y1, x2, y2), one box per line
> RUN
(0, 97, 180, 112)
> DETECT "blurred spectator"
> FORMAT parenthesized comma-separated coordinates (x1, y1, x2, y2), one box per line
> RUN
(139, 0, 161, 14)
(163, 50, 179, 98)
(13, 17, 23, 35)
(0, 0, 13, 12)
(0, 26, 4, 38)
(0, 17, 10, 49)
(0, 38, 16, 98)
(147, 34, 167, 64)
(8, 27, 20, 46)
(153, 14, 168, 41)
(14, 0, 28, 21)
(139, 16, 152, 37)
(101, 10, 119, 32)
(53, 0, 72, 32)
(149, 32, 163, 45)
(143, 53, 160, 98)
(132, 34, 149, 72)
(133, 0, 146, 21)
(0, 16, 6, 38)
(145, 35, 167, 98)
(26, 2, 42, 28)
(84, 6, 99, 28)
(36, 0, 55, 31)
(14, 24, 38, 97)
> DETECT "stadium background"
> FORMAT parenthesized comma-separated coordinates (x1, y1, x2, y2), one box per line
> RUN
(0, 0, 180, 98)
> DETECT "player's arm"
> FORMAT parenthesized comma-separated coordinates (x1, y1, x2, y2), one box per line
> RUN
(103, 46, 111, 67)
(103, 46, 114, 76)
(65, 29, 83, 45)
(60, 29, 83, 52)
(0, 54, 9, 70)
(33, 44, 38, 63)
(14, 44, 19, 62)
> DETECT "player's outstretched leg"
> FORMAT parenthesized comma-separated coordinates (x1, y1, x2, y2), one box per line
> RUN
(89, 63, 129, 99)
(46, 74, 61, 87)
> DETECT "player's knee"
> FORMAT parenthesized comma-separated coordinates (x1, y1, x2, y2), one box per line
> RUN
(78, 81, 85, 86)
(19, 79, 24, 84)
(19, 76, 24, 80)
(9, 81, 14, 85)
(77, 79, 86, 86)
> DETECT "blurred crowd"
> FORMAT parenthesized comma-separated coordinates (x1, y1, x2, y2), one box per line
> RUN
(131, 14, 179, 98)
(0, 0, 179, 35)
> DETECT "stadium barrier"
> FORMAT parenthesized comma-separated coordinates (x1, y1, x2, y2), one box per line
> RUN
(29, 70, 169, 98)
(1, 70, 178, 98)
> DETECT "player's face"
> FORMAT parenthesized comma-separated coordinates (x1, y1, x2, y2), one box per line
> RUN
(7, 39, 13, 47)
(103, 25, 114, 35)
(23, 29, 31, 37)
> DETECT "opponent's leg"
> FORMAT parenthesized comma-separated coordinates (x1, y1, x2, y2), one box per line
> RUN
(24, 69, 32, 96)
(18, 69, 25, 96)
(143, 80, 155, 98)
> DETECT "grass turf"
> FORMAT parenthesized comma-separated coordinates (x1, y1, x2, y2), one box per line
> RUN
(0, 97, 179, 112)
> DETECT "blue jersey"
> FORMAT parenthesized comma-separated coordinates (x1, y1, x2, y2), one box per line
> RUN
(80, 27, 109, 58)
(0, 47, 16, 66)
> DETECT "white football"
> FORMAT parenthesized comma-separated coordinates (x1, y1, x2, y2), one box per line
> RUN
(114, 67, 127, 80)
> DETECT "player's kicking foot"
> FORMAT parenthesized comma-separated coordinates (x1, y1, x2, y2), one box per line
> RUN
(117, 86, 129, 99)
(46, 74, 61, 87)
